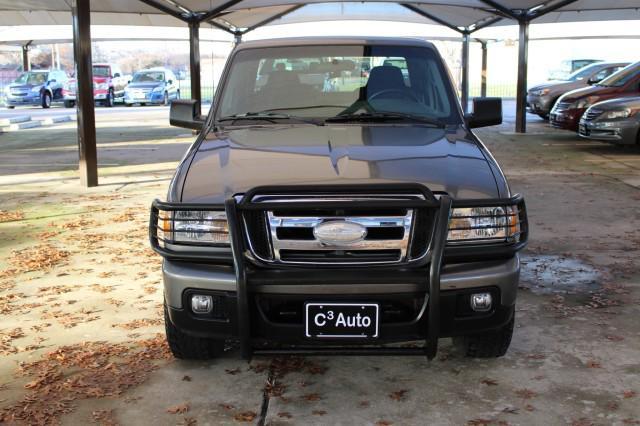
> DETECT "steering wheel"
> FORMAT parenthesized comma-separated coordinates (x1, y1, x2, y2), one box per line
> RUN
(369, 89, 420, 103)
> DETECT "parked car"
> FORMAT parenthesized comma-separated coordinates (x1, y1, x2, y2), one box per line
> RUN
(63, 63, 129, 107)
(550, 61, 640, 131)
(527, 61, 628, 119)
(4, 69, 68, 108)
(548, 59, 602, 81)
(124, 68, 179, 106)
(150, 37, 529, 361)
(579, 97, 640, 145)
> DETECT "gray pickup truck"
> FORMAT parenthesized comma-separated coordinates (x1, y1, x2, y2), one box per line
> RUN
(150, 37, 528, 361)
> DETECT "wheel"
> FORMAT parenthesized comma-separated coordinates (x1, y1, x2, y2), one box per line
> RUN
(7, 106, 15, 109)
(453, 312, 514, 358)
(41, 92, 51, 108)
(140, 103, 146, 106)
(64, 100, 75, 108)
(105, 89, 114, 107)
(537, 113, 549, 120)
(164, 304, 223, 360)
(163, 91, 169, 106)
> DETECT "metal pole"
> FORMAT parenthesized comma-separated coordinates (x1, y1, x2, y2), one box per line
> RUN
(461, 32, 470, 113)
(515, 19, 529, 133)
(72, 0, 98, 187)
(21, 44, 29, 71)
(188, 20, 201, 114)
(480, 40, 488, 97)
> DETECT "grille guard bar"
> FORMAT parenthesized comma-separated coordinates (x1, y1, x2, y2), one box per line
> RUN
(149, 184, 528, 359)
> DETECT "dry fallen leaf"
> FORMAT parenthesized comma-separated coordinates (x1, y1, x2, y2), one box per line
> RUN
(481, 378, 498, 386)
(389, 389, 408, 401)
(233, 411, 257, 422)
(515, 388, 537, 399)
(167, 403, 190, 414)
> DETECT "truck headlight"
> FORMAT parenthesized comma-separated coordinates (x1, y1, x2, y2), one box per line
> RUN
(448, 206, 520, 244)
(158, 210, 229, 245)
(602, 108, 632, 119)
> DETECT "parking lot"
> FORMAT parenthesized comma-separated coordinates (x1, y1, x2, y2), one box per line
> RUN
(0, 101, 639, 425)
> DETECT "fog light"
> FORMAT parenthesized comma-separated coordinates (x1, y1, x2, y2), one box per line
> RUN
(470, 293, 492, 312)
(191, 295, 213, 313)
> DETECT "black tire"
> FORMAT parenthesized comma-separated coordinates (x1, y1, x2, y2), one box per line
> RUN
(164, 304, 223, 360)
(105, 89, 114, 107)
(537, 113, 549, 120)
(64, 100, 75, 108)
(163, 91, 169, 106)
(7, 106, 15, 109)
(454, 313, 514, 358)
(41, 92, 51, 109)
(140, 103, 146, 106)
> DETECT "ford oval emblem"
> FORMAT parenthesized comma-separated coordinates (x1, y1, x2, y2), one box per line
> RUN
(313, 220, 367, 245)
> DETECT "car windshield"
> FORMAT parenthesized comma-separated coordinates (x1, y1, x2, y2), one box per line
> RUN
(132, 71, 165, 83)
(216, 44, 460, 125)
(598, 62, 640, 87)
(92, 66, 110, 77)
(14, 72, 48, 85)
(566, 64, 600, 82)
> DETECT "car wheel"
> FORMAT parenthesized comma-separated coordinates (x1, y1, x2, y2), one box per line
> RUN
(537, 113, 549, 120)
(7, 106, 15, 109)
(63, 100, 75, 108)
(105, 89, 114, 107)
(140, 103, 146, 106)
(41, 92, 51, 109)
(453, 310, 514, 358)
(164, 303, 224, 360)
(163, 91, 169, 106)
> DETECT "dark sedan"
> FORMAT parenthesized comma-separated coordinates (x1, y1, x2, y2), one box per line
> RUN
(527, 62, 628, 119)
(579, 97, 640, 145)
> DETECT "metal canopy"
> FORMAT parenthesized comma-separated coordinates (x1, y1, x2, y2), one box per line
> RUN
(2, 1, 640, 31)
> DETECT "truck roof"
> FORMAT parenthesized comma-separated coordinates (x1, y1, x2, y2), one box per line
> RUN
(234, 36, 437, 51)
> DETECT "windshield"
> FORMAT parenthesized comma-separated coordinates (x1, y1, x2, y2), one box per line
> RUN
(598, 62, 640, 87)
(216, 44, 460, 124)
(566, 64, 600, 82)
(92, 66, 110, 77)
(14, 72, 48, 85)
(132, 71, 165, 83)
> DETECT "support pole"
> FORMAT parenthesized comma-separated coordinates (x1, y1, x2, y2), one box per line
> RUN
(72, 0, 98, 187)
(480, 40, 488, 97)
(515, 20, 529, 133)
(21, 42, 31, 71)
(188, 20, 201, 114)
(461, 32, 470, 113)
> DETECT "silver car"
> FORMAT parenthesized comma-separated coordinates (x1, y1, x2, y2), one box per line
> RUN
(527, 62, 628, 119)
(579, 97, 640, 145)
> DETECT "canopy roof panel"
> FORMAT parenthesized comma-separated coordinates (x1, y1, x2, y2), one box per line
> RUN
(1, 0, 640, 33)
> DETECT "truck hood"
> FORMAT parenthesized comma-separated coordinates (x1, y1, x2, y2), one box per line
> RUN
(179, 125, 502, 203)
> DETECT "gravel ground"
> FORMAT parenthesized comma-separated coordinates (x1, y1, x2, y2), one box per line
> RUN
(0, 110, 639, 425)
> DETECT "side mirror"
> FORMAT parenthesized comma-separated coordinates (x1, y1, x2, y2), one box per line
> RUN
(170, 99, 206, 130)
(465, 97, 502, 128)
(113, 73, 121, 78)
(587, 77, 600, 85)
(127, 80, 131, 84)
(167, 79, 173, 85)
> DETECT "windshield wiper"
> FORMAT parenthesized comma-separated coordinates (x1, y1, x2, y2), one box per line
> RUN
(217, 111, 320, 125)
(324, 111, 446, 127)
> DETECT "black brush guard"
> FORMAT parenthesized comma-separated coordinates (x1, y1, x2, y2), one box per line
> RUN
(150, 184, 528, 360)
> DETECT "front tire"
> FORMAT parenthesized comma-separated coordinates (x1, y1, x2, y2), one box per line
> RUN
(164, 304, 223, 360)
(64, 100, 75, 108)
(7, 105, 15, 109)
(41, 92, 51, 108)
(454, 313, 514, 358)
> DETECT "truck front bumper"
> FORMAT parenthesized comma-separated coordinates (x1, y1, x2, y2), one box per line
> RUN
(164, 255, 519, 343)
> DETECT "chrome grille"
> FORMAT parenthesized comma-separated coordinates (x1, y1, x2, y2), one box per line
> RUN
(243, 194, 427, 265)
(552, 101, 572, 113)
(583, 108, 603, 121)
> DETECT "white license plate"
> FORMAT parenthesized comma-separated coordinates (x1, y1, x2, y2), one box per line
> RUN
(305, 303, 379, 338)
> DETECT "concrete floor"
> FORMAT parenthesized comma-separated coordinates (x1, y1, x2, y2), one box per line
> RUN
(0, 106, 639, 425)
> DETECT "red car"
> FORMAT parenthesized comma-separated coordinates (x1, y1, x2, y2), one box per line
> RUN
(62, 63, 130, 107)
(550, 61, 640, 131)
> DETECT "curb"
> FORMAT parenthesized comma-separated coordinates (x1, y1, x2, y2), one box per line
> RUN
(0, 115, 31, 126)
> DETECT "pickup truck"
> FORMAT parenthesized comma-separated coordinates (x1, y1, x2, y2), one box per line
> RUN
(150, 37, 528, 361)
(63, 63, 129, 107)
